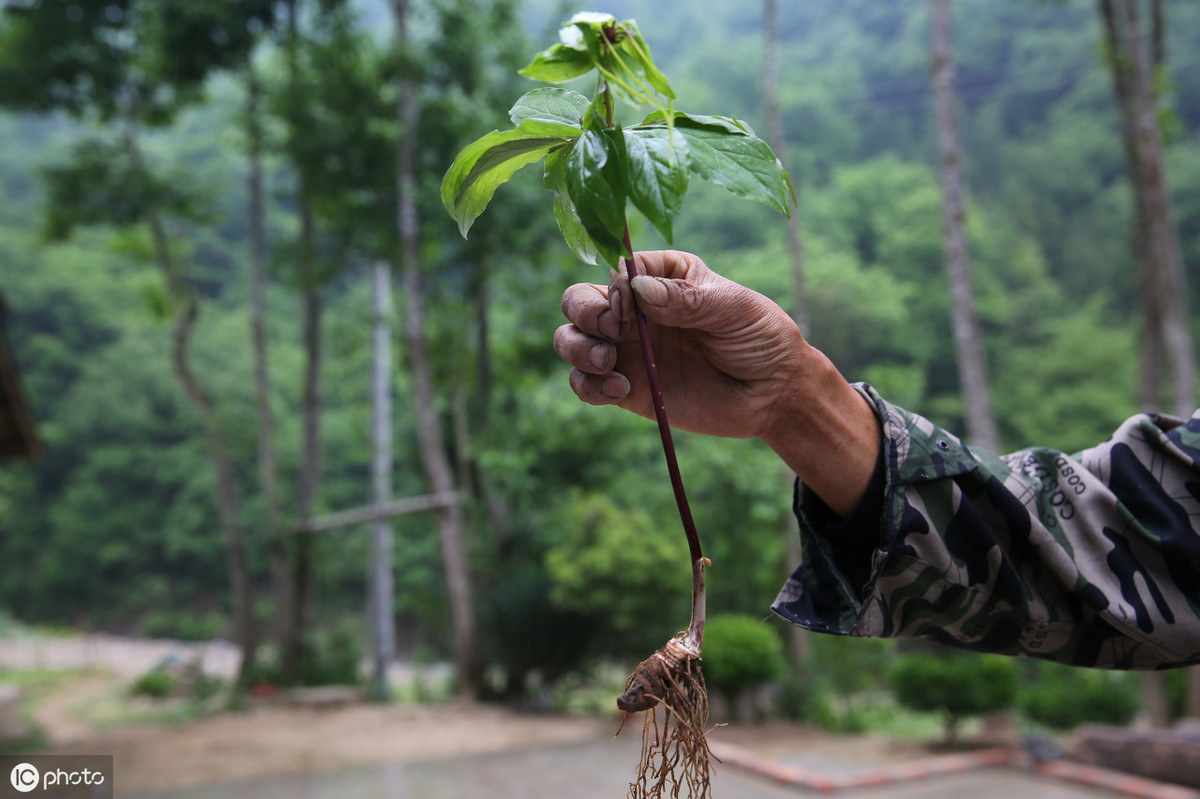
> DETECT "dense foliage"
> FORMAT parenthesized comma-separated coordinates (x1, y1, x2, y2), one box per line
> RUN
(890, 652, 1019, 742)
(1018, 660, 1142, 730)
(699, 614, 785, 709)
(0, 0, 1198, 703)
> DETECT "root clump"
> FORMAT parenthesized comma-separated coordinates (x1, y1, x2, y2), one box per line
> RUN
(618, 632, 715, 799)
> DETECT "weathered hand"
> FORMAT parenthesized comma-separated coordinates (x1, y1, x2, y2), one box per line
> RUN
(554, 250, 808, 440)
(555, 249, 881, 515)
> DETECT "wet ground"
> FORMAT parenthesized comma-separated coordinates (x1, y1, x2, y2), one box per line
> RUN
(4, 634, 1182, 799)
(124, 735, 1122, 799)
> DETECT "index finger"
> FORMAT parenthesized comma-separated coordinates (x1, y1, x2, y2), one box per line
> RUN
(561, 282, 620, 340)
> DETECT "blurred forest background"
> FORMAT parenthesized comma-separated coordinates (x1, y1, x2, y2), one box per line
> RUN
(0, 0, 1198, 724)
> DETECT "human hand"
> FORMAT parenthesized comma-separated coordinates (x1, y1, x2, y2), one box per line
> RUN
(554, 250, 808, 441)
(554, 250, 880, 515)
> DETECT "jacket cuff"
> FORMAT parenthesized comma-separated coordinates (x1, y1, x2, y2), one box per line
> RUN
(772, 384, 979, 636)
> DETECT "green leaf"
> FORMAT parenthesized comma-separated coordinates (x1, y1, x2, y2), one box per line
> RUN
(519, 43, 594, 84)
(641, 111, 752, 136)
(509, 88, 590, 127)
(544, 147, 600, 266)
(565, 128, 629, 267)
(441, 119, 582, 237)
(625, 22, 674, 99)
(670, 113, 792, 217)
(624, 126, 688, 243)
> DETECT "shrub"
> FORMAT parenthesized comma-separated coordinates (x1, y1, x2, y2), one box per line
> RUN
(889, 651, 1017, 743)
(296, 623, 362, 686)
(477, 563, 595, 701)
(131, 669, 177, 700)
(772, 635, 897, 727)
(1019, 661, 1140, 730)
(810, 634, 896, 695)
(701, 614, 785, 710)
(1167, 669, 1190, 721)
(180, 658, 226, 703)
(544, 492, 690, 640)
(241, 622, 363, 691)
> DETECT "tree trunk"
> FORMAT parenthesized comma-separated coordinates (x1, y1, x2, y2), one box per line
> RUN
(283, 276, 321, 685)
(1100, 0, 1169, 724)
(1150, 0, 1166, 81)
(279, 0, 320, 686)
(764, 0, 810, 666)
(367, 259, 395, 701)
(1100, 0, 1197, 725)
(1100, 0, 1162, 412)
(1117, 0, 1194, 419)
(395, 0, 477, 697)
(929, 0, 1000, 452)
(475, 268, 493, 429)
(147, 211, 258, 688)
(452, 380, 476, 501)
(1140, 671, 1172, 728)
(474, 265, 512, 536)
(1123, 0, 1199, 719)
(763, 0, 808, 340)
(124, 115, 258, 687)
(246, 66, 289, 672)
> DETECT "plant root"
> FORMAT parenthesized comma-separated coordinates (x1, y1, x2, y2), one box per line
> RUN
(618, 633, 714, 799)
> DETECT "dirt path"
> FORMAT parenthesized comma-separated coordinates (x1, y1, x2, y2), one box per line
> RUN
(52, 701, 617, 792)
(30, 671, 122, 745)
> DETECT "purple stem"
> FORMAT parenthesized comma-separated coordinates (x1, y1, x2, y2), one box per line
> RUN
(621, 228, 704, 566)
(602, 87, 704, 617)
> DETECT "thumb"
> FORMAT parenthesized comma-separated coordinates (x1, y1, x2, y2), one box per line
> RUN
(630, 273, 748, 332)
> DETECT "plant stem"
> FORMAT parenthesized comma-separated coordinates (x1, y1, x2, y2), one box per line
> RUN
(604, 83, 705, 642)
(620, 229, 704, 567)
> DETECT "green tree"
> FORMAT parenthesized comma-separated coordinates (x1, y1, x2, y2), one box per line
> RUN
(262, 0, 393, 686)
(1098, 0, 1198, 725)
(400, 0, 557, 697)
(890, 652, 1018, 745)
(1, 0, 1198, 704)
(930, 0, 999, 450)
(1019, 660, 1140, 730)
(396, 0, 477, 698)
(700, 614, 785, 721)
(544, 491, 691, 645)
(0, 0, 276, 687)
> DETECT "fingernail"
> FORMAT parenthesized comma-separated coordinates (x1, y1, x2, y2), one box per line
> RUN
(631, 276, 668, 307)
(601, 375, 629, 399)
(588, 343, 610, 371)
(598, 309, 619, 340)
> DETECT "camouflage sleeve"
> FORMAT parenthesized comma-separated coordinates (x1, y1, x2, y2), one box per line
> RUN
(772, 384, 1200, 669)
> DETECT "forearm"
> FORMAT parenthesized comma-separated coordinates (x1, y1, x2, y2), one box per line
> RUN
(774, 387, 1200, 670)
(757, 348, 882, 517)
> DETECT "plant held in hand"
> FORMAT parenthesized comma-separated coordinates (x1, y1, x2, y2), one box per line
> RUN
(441, 11, 792, 797)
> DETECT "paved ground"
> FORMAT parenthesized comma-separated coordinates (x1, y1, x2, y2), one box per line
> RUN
(123, 735, 1126, 799)
(7, 634, 1194, 799)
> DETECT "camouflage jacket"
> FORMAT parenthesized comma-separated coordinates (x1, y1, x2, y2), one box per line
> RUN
(772, 384, 1200, 669)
